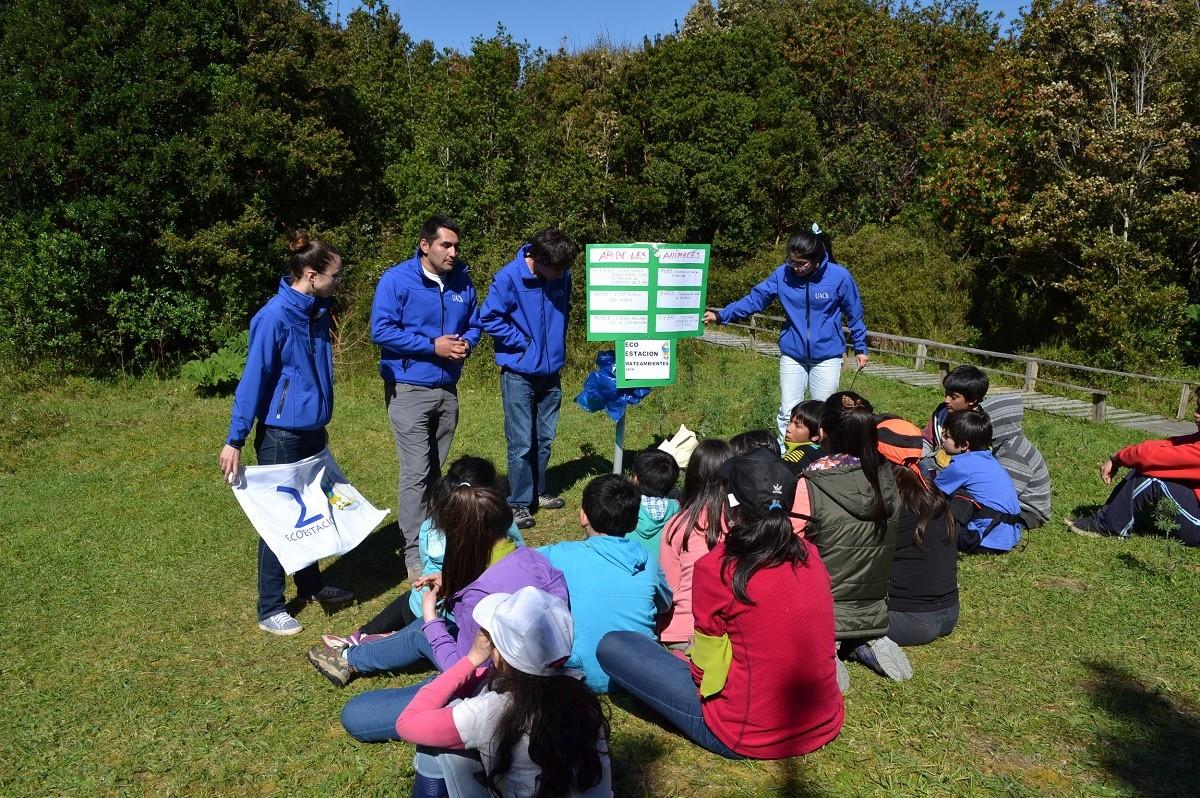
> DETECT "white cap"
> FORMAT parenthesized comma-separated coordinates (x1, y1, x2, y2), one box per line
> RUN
(472, 586, 574, 676)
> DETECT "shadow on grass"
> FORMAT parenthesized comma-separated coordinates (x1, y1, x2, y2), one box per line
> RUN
(544, 444, 613, 496)
(607, 690, 832, 797)
(1082, 660, 1200, 797)
(300, 521, 408, 612)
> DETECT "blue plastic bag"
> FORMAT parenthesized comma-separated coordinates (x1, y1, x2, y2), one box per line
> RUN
(575, 350, 652, 422)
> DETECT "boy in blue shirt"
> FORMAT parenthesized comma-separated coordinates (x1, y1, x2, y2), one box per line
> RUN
(935, 409, 1023, 553)
(538, 474, 673, 692)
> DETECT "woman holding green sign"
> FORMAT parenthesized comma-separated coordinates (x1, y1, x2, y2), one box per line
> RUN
(703, 225, 868, 442)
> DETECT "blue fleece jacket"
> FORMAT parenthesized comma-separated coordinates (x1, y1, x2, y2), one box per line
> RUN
(538, 534, 672, 693)
(479, 245, 571, 376)
(717, 257, 867, 364)
(226, 278, 333, 447)
(370, 253, 481, 388)
(935, 450, 1023, 552)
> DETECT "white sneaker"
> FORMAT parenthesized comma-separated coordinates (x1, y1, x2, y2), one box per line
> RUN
(258, 611, 303, 636)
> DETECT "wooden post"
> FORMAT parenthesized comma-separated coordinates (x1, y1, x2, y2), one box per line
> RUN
(914, 342, 928, 371)
(937, 359, 950, 384)
(1092, 392, 1107, 423)
(1177, 384, 1193, 420)
(1024, 360, 1039, 392)
(749, 314, 757, 343)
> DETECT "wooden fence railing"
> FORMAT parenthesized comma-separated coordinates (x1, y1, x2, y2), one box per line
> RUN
(710, 310, 1197, 424)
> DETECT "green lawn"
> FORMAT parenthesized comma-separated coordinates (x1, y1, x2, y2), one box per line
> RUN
(3, 340, 1199, 797)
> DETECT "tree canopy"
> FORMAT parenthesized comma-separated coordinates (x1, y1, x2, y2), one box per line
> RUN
(2, 0, 1197, 372)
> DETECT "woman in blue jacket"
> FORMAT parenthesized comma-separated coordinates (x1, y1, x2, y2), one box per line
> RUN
(704, 226, 868, 442)
(218, 231, 354, 636)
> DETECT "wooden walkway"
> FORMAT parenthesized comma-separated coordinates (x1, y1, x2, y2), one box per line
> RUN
(700, 329, 1195, 438)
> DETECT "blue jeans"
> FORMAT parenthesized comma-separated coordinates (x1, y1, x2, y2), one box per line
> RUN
(777, 356, 842, 442)
(887, 602, 959, 647)
(254, 425, 326, 619)
(346, 617, 439, 675)
(596, 632, 743, 759)
(501, 370, 562, 507)
(341, 678, 434, 742)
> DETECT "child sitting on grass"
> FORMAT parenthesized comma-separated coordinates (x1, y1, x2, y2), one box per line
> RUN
(395, 587, 612, 798)
(782, 399, 824, 474)
(729, 429, 781, 458)
(317, 456, 523, 649)
(923, 365, 989, 470)
(935, 409, 1023, 554)
(538, 474, 673, 693)
(629, 449, 681, 567)
(659, 438, 733, 647)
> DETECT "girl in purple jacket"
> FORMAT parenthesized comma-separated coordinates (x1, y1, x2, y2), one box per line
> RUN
(308, 485, 568, 743)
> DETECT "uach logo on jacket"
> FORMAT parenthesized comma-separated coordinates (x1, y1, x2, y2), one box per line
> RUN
(814, 292, 831, 300)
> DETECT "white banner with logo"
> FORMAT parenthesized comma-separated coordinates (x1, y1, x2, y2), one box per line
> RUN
(231, 448, 389, 574)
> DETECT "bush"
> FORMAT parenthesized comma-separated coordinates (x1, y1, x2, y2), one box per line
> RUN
(836, 224, 975, 344)
(180, 331, 248, 396)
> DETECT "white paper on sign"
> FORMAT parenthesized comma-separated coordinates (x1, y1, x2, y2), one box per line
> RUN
(656, 290, 702, 309)
(590, 247, 651, 264)
(658, 268, 704, 287)
(588, 267, 650, 287)
(624, 339, 671, 380)
(655, 313, 700, 333)
(656, 248, 707, 264)
(590, 290, 649, 311)
(590, 314, 649, 334)
(232, 448, 389, 574)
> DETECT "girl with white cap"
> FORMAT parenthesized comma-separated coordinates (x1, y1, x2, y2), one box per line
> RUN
(395, 586, 612, 798)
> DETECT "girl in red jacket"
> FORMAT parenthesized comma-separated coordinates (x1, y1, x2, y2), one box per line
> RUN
(598, 448, 844, 759)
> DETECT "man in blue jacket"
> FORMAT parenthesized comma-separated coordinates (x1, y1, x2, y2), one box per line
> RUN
(371, 216, 481, 578)
(480, 229, 578, 529)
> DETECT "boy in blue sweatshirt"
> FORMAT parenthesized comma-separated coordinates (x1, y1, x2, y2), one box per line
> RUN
(538, 474, 673, 693)
(480, 229, 578, 530)
(935, 409, 1023, 553)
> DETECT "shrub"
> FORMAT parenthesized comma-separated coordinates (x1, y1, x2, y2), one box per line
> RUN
(180, 331, 248, 396)
(836, 224, 975, 344)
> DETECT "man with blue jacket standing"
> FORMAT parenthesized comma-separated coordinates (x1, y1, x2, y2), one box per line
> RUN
(371, 216, 481, 578)
(480, 229, 578, 529)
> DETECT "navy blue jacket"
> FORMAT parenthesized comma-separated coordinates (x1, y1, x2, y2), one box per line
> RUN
(480, 245, 571, 376)
(717, 257, 867, 364)
(371, 254, 482, 388)
(226, 278, 333, 447)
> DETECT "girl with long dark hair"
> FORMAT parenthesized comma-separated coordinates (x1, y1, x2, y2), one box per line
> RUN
(598, 448, 844, 759)
(798, 391, 906, 682)
(396, 587, 612, 798)
(317, 456, 524, 651)
(876, 417, 959, 646)
(704, 225, 869, 442)
(307, 486, 566, 744)
(218, 230, 353, 636)
(658, 438, 733, 646)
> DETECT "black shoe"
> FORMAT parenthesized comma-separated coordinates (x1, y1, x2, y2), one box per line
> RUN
(1065, 516, 1107, 538)
(512, 505, 535, 529)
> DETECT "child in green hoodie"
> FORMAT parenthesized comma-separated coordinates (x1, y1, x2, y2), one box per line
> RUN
(630, 449, 681, 567)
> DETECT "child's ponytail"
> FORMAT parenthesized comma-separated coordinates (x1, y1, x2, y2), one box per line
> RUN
(821, 391, 890, 533)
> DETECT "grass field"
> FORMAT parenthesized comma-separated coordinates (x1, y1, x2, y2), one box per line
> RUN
(3, 340, 1199, 797)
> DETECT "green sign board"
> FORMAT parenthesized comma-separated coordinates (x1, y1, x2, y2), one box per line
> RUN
(584, 243, 711, 341)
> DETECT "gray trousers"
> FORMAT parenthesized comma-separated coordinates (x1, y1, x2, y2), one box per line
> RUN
(386, 381, 458, 573)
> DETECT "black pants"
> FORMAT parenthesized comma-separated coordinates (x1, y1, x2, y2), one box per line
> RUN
(358, 590, 419, 635)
